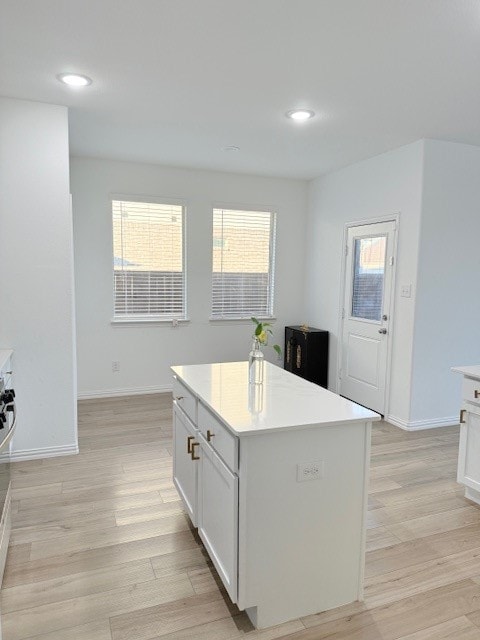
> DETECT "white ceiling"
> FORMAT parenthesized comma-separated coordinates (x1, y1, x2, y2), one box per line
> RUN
(2, 0, 480, 179)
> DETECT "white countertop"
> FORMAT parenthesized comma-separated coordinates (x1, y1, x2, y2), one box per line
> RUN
(452, 365, 480, 380)
(172, 361, 380, 436)
(0, 350, 13, 374)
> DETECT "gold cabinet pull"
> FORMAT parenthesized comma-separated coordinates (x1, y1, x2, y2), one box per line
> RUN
(296, 345, 302, 369)
(460, 409, 467, 424)
(207, 429, 215, 442)
(187, 435, 195, 454)
(286, 340, 291, 364)
(475, 390, 480, 399)
(191, 441, 200, 460)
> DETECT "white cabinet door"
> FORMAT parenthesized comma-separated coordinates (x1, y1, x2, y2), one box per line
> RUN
(173, 404, 198, 526)
(198, 436, 238, 603)
(458, 405, 480, 492)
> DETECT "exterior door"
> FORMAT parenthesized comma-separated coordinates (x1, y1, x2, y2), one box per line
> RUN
(340, 221, 396, 414)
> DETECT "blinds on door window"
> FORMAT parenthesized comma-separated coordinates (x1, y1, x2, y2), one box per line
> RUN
(351, 235, 386, 321)
(211, 208, 276, 319)
(112, 200, 186, 319)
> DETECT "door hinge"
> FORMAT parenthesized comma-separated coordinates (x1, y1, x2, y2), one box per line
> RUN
(345, 245, 348, 256)
(389, 256, 394, 266)
(338, 368, 342, 380)
(341, 308, 345, 319)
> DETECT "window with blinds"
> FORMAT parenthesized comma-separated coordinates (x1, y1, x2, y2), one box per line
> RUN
(112, 199, 186, 319)
(211, 208, 276, 319)
(351, 235, 386, 321)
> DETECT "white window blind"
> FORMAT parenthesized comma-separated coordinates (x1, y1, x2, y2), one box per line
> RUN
(351, 235, 386, 322)
(112, 200, 186, 319)
(211, 208, 276, 319)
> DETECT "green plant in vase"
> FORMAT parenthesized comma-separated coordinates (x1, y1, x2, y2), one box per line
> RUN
(251, 317, 282, 357)
(249, 318, 281, 385)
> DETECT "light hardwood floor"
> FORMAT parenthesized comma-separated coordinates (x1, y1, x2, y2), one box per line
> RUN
(2, 394, 480, 639)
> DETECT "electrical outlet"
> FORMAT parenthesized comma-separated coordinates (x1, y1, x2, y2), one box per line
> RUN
(297, 460, 324, 482)
(112, 361, 120, 373)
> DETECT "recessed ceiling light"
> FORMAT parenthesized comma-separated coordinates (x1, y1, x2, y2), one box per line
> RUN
(224, 145, 240, 152)
(57, 73, 92, 87)
(286, 109, 315, 121)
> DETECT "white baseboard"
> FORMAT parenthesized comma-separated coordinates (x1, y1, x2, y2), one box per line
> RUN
(10, 443, 79, 463)
(77, 385, 172, 400)
(386, 414, 459, 431)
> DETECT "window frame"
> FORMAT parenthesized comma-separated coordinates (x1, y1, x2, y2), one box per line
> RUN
(110, 195, 188, 325)
(210, 206, 277, 321)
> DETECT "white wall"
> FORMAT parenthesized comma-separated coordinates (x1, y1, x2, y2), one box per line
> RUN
(71, 157, 308, 396)
(305, 141, 425, 425)
(410, 139, 480, 424)
(0, 98, 77, 458)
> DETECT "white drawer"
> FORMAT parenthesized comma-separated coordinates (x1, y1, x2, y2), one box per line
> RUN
(462, 377, 480, 406)
(172, 376, 197, 424)
(197, 401, 238, 472)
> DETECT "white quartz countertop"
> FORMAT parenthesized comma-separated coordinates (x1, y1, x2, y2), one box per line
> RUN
(171, 361, 380, 436)
(452, 365, 480, 380)
(0, 350, 13, 374)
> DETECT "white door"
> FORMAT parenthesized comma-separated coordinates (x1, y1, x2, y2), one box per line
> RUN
(172, 404, 198, 525)
(198, 435, 238, 603)
(340, 221, 396, 414)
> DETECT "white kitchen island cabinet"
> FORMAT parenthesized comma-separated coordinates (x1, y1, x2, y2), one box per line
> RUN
(452, 365, 480, 505)
(171, 361, 380, 628)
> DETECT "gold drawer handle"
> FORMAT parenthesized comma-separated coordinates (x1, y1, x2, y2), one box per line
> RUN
(187, 435, 195, 454)
(474, 390, 480, 399)
(296, 345, 301, 369)
(191, 442, 200, 460)
(207, 429, 215, 442)
(460, 409, 467, 424)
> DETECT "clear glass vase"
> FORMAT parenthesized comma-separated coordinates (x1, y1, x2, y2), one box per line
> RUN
(249, 339, 264, 384)
(248, 379, 264, 413)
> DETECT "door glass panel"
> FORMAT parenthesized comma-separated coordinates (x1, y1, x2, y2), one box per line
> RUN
(351, 236, 386, 321)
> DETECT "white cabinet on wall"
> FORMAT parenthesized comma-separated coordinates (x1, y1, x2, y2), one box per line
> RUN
(172, 361, 379, 629)
(453, 366, 480, 505)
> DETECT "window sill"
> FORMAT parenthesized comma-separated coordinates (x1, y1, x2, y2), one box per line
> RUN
(209, 316, 277, 324)
(111, 317, 190, 327)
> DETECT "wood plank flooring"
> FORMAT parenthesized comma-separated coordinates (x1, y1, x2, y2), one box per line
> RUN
(2, 394, 480, 639)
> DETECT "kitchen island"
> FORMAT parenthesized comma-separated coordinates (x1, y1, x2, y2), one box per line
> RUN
(0, 350, 14, 588)
(452, 365, 480, 505)
(171, 361, 380, 628)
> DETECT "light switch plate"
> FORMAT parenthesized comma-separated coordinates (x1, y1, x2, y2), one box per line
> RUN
(401, 284, 412, 298)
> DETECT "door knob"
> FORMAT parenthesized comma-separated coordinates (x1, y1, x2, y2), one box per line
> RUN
(378, 328, 387, 334)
